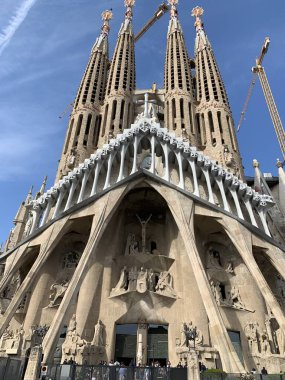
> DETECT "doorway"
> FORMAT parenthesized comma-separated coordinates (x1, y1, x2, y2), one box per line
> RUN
(114, 323, 168, 366)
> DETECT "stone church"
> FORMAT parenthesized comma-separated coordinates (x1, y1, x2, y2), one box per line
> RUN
(1, 0, 285, 375)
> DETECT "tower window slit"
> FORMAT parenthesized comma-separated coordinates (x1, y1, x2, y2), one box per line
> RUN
(64, 118, 74, 154)
(85, 114, 92, 137)
(112, 100, 117, 121)
(217, 111, 223, 134)
(120, 100, 125, 120)
(172, 98, 176, 119)
(208, 111, 214, 133)
(188, 103, 194, 134)
(73, 114, 83, 146)
(102, 104, 108, 136)
(180, 98, 184, 119)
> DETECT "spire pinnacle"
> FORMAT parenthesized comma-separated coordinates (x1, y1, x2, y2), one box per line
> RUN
(191, 6, 204, 31)
(168, 0, 178, 18)
(101, 9, 113, 35)
(124, 0, 135, 19)
(39, 176, 48, 195)
(25, 185, 33, 205)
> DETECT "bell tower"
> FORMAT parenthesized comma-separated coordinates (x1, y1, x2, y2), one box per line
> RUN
(99, 0, 136, 145)
(192, 7, 244, 177)
(56, 10, 112, 181)
(164, 0, 197, 143)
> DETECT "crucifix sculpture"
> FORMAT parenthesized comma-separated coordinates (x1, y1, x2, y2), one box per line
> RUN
(136, 214, 152, 254)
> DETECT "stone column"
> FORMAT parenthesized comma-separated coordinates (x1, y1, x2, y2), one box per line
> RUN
(136, 323, 147, 365)
(0, 218, 69, 337)
(221, 218, 285, 336)
(42, 186, 127, 363)
(24, 346, 42, 380)
(187, 350, 200, 380)
(148, 183, 245, 373)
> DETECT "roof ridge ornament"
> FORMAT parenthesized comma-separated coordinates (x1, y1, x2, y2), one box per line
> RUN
(191, 6, 204, 31)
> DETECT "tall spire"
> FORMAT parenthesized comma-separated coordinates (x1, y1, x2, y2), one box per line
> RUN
(99, 0, 136, 144)
(192, 7, 244, 178)
(164, 0, 197, 142)
(55, 10, 113, 181)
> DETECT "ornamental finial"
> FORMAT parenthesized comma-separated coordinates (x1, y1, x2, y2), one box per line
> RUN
(168, 0, 178, 18)
(277, 158, 284, 168)
(191, 6, 204, 30)
(101, 10, 113, 22)
(101, 10, 113, 35)
(124, 0, 135, 19)
(253, 159, 259, 168)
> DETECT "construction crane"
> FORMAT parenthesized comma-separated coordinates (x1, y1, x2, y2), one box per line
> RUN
(59, 102, 74, 119)
(134, 3, 169, 43)
(237, 37, 285, 160)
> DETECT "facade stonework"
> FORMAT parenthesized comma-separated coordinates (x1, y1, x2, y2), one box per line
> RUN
(1, 1, 285, 376)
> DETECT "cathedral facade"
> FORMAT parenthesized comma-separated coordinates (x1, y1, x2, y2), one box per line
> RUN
(1, 0, 285, 375)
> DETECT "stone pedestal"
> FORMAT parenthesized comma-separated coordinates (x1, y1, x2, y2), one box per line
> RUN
(187, 350, 200, 380)
(24, 346, 42, 380)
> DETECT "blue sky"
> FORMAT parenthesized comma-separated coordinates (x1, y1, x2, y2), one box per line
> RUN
(0, 0, 284, 245)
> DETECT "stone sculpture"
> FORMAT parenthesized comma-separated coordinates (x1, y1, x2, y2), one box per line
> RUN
(62, 315, 88, 363)
(111, 266, 177, 298)
(181, 322, 203, 348)
(244, 321, 259, 355)
(260, 330, 270, 356)
(92, 320, 104, 347)
(155, 271, 176, 298)
(48, 279, 69, 307)
(112, 266, 128, 293)
(137, 267, 148, 293)
(275, 327, 285, 356)
(128, 266, 138, 291)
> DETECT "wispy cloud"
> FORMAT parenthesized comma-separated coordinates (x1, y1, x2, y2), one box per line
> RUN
(0, 0, 38, 56)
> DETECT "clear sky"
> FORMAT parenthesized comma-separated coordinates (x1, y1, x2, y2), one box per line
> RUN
(0, 0, 284, 245)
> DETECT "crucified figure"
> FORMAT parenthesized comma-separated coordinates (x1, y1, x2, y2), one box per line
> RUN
(136, 214, 152, 254)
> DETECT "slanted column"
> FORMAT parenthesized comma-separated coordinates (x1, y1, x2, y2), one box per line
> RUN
(175, 150, 185, 189)
(77, 168, 90, 204)
(104, 151, 115, 189)
(131, 135, 139, 175)
(188, 152, 199, 197)
(52, 189, 66, 219)
(90, 159, 103, 196)
(222, 219, 285, 337)
(30, 206, 41, 234)
(229, 179, 244, 219)
(162, 191, 245, 373)
(149, 135, 157, 175)
(199, 158, 214, 204)
(64, 177, 79, 211)
(162, 143, 170, 182)
(117, 143, 128, 182)
(39, 197, 53, 227)
(42, 188, 126, 363)
(214, 169, 230, 212)
(256, 199, 272, 236)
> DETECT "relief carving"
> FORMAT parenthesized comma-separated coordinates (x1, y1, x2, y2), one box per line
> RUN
(111, 267, 177, 299)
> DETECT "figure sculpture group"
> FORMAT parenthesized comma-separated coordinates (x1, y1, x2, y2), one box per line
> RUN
(62, 315, 105, 364)
(111, 266, 176, 298)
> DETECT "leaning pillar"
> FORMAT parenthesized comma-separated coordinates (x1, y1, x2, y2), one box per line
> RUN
(148, 183, 245, 373)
